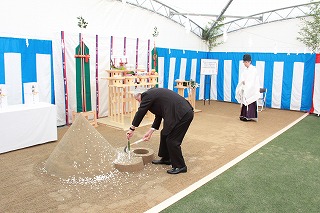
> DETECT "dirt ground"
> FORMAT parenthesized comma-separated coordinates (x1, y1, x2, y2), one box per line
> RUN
(0, 101, 305, 213)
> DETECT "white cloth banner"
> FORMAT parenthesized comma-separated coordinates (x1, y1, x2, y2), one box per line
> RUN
(4, 53, 22, 105)
(272, 62, 284, 109)
(290, 62, 304, 110)
(36, 54, 52, 103)
(224, 60, 232, 102)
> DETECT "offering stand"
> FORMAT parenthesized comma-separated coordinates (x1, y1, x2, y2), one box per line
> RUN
(102, 70, 158, 129)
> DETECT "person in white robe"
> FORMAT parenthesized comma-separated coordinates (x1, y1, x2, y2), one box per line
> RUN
(235, 54, 260, 121)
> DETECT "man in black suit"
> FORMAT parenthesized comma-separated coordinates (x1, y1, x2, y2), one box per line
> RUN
(126, 87, 194, 174)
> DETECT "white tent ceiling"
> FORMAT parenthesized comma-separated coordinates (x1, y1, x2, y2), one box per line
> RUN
(149, 0, 312, 28)
(122, 0, 315, 38)
(1, 0, 315, 39)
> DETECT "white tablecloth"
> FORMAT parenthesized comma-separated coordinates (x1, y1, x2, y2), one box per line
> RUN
(0, 102, 57, 153)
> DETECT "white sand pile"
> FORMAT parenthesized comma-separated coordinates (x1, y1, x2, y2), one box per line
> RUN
(44, 114, 117, 179)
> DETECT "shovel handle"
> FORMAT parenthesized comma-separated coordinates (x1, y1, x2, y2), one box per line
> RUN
(131, 138, 144, 145)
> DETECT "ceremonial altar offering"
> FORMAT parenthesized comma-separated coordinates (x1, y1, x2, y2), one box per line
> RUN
(24, 82, 40, 104)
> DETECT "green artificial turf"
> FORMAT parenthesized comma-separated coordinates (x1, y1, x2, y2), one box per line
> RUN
(162, 115, 320, 213)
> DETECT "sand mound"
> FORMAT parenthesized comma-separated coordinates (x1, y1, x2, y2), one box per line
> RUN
(44, 114, 117, 179)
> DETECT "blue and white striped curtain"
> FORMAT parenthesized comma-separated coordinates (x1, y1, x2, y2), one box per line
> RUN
(0, 37, 55, 105)
(156, 47, 316, 112)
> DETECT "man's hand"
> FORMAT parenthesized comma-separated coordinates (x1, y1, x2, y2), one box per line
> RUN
(143, 128, 155, 141)
(126, 126, 136, 139)
(126, 129, 134, 139)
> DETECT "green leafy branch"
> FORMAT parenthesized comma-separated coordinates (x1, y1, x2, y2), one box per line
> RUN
(202, 17, 225, 51)
(297, 1, 320, 53)
(152, 26, 159, 37)
(77, 16, 88, 29)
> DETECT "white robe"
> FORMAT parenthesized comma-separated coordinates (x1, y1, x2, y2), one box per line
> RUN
(235, 65, 260, 106)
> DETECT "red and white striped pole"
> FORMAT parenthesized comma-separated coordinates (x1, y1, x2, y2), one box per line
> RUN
(79, 33, 87, 112)
(310, 54, 320, 115)
(61, 31, 69, 125)
(124, 37, 127, 64)
(147, 39, 150, 72)
(135, 38, 139, 71)
(110, 36, 114, 68)
(95, 34, 99, 118)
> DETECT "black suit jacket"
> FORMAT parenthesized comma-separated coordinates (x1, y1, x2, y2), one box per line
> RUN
(132, 88, 193, 135)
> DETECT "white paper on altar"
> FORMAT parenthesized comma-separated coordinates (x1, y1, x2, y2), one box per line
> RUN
(24, 82, 40, 104)
(0, 84, 8, 108)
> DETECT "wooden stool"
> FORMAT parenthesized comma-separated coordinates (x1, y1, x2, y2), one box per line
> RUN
(72, 110, 98, 127)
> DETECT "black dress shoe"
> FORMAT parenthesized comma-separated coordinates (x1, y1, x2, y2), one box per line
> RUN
(152, 158, 171, 165)
(240, 117, 250, 122)
(167, 166, 187, 174)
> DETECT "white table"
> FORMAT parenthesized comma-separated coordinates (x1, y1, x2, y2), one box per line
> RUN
(0, 102, 57, 153)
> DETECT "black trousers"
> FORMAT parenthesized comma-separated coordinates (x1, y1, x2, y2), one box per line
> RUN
(158, 110, 194, 168)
